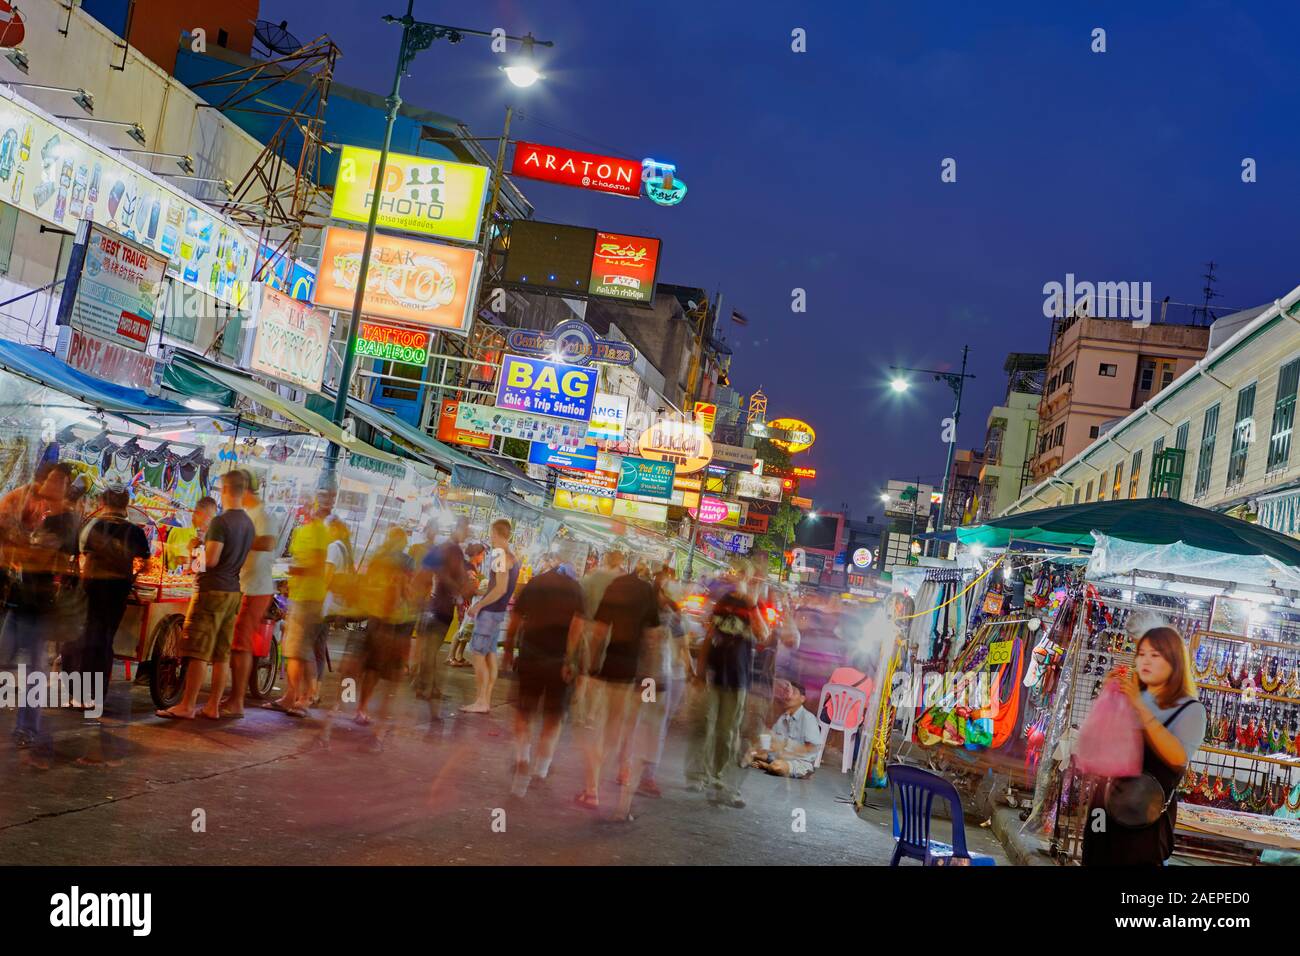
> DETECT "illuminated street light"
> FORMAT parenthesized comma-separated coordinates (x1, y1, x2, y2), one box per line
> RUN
(501, 34, 545, 87)
(890, 377, 909, 393)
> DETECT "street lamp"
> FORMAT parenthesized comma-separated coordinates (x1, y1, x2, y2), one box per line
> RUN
(501, 34, 545, 87)
(890, 377, 909, 393)
(324, 1, 553, 479)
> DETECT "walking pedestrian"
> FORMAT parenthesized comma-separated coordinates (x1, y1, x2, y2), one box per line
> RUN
(412, 516, 469, 701)
(354, 526, 418, 750)
(685, 558, 769, 808)
(460, 519, 517, 714)
(312, 515, 356, 703)
(576, 563, 661, 820)
(502, 559, 584, 797)
(156, 469, 254, 720)
(270, 491, 331, 717)
(446, 542, 486, 667)
(220, 471, 278, 718)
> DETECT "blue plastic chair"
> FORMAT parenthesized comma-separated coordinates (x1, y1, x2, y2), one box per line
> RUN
(886, 764, 997, 866)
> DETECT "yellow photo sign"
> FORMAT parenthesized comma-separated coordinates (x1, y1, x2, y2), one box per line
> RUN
(331, 145, 489, 244)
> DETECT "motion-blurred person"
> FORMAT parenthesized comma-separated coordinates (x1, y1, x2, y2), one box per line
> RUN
(685, 558, 769, 808)
(354, 526, 417, 751)
(164, 496, 216, 572)
(217, 471, 278, 719)
(73, 481, 148, 713)
(313, 515, 356, 704)
(576, 563, 661, 820)
(156, 470, 254, 720)
(461, 519, 517, 714)
(502, 560, 584, 797)
(744, 582, 800, 743)
(413, 516, 469, 701)
(268, 490, 331, 718)
(446, 542, 486, 667)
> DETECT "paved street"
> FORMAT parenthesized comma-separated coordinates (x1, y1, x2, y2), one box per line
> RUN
(0, 657, 1005, 865)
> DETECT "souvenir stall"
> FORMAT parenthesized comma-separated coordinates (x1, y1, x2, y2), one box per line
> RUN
(960, 498, 1300, 865)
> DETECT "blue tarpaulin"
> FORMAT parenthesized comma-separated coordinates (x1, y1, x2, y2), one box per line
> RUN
(0, 341, 193, 416)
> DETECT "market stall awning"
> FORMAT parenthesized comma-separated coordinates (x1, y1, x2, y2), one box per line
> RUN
(0, 341, 193, 417)
(956, 498, 1300, 565)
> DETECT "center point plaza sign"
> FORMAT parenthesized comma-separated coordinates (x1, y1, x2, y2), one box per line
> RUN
(495, 354, 598, 422)
(331, 145, 488, 244)
(313, 225, 481, 335)
(506, 320, 635, 366)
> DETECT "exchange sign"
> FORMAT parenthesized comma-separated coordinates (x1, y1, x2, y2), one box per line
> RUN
(511, 142, 641, 197)
(353, 321, 431, 365)
(496, 355, 598, 423)
(587, 392, 629, 441)
(314, 225, 481, 334)
(331, 145, 488, 243)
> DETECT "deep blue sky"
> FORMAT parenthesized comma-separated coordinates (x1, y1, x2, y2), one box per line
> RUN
(266, 0, 1300, 518)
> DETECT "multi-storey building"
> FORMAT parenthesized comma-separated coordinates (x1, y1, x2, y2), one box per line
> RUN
(975, 353, 1046, 522)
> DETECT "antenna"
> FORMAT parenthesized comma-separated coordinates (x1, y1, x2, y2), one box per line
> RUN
(1193, 260, 1222, 326)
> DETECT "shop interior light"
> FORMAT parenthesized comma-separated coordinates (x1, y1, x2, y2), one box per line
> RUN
(5, 48, 28, 74)
(56, 115, 147, 146)
(5, 81, 94, 114)
(162, 174, 234, 197)
(117, 148, 195, 174)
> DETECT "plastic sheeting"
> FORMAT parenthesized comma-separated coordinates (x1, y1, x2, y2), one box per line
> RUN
(1087, 532, 1300, 596)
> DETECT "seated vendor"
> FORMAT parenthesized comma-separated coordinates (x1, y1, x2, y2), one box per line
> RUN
(164, 496, 217, 572)
(745, 681, 823, 779)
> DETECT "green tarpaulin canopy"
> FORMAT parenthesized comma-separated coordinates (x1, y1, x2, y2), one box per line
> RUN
(955, 498, 1300, 566)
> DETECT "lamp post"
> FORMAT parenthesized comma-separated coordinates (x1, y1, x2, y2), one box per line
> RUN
(889, 346, 976, 549)
(324, 1, 551, 479)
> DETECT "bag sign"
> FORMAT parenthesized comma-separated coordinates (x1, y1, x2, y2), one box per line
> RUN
(495, 355, 597, 423)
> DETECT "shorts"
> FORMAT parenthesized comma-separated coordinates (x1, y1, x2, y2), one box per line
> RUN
(516, 661, 569, 718)
(469, 610, 505, 656)
(283, 600, 323, 662)
(231, 594, 274, 655)
(363, 619, 412, 681)
(784, 757, 816, 779)
(180, 590, 243, 664)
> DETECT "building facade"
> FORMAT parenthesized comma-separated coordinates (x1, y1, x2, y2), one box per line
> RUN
(975, 352, 1045, 522)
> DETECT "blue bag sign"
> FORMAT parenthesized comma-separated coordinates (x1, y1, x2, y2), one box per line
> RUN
(528, 441, 599, 472)
(496, 355, 597, 422)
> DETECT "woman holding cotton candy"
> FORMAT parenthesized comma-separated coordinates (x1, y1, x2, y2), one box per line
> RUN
(1080, 627, 1207, 866)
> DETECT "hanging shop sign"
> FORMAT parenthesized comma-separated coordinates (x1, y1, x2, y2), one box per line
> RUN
(736, 471, 782, 502)
(496, 354, 597, 422)
(765, 417, 816, 453)
(852, 547, 873, 569)
(587, 392, 629, 442)
(57, 221, 164, 352)
(589, 231, 660, 303)
(694, 401, 717, 435)
(737, 512, 769, 534)
(354, 321, 431, 365)
(436, 398, 492, 449)
(703, 531, 754, 555)
(511, 142, 640, 197)
(637, 417, 713, 475)
(644, 173, 687, 207)
(528, 440, 599, 472)
(313, 225, 481, 334)
(613, 498, 667, 523)
(331, 145, 489, 243)
(617, 456, 675, 499)
(65, 328, 155, 390)
(506, 320, 636, 367)
(790, 495, 814, 509)
(245, 284, 331, 392)
(0, 88, 254, 306)
(690, 496, 744, 527)
(552, 470, 619, 516)
(710, 441, 756, 472)
(455, 402, 588, 448)
(793, 465, 817, 480)
(256, 243, 316, 301)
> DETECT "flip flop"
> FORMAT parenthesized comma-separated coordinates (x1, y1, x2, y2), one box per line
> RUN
(155, 709, 194, 720)
(261, 700, 289, 712)
(284, 707, 309, 719)
(218, 711, 245, 720)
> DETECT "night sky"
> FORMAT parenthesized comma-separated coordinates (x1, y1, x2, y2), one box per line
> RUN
(264, 0, 1300, 519)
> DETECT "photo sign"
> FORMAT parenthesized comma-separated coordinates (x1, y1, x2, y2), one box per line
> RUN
(0, 89, 254, 306)
(495, 355, 598, 423)
(313, 225, 481, 334)
(64, 222, 165, 352)
(331, 145, 489, 243)
(247, 284, 331, 392)
(455, 402, 588, 448)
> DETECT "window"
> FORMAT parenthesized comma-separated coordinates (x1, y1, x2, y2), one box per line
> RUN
(1138, 360, 1156, 392)
(1053, 423, 1065, 447)
(1089, 425, 1100, 439)
(1267, 359, 1300, 473)
(1085, 480, 1094, 502)
(1048, 374, 1059, 394)
(1112, 462, 1124, 499)
(1099, 363, 1118, 377)
(1175, 421, 1190, 451)
(1153, 436, 1165, 459)
(1062, 362, 1075, 385)
(1161, 366, 1176, 389)
(1195, 404, 1220, 497)
(1226, 383, 1256, 487)
(1073, 487, 1081, 504)
(1129, 449, 1142, 498)
(218, 28, 230, 47)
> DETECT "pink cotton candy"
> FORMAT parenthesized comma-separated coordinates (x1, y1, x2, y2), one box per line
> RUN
(1073, 682, 1143, 778)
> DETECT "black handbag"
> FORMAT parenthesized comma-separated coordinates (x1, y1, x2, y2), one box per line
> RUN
(1103, 700, 1198, 828)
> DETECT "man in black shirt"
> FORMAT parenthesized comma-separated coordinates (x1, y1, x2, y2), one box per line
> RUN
(503, 561, 584, 797)
(74, 482, 149, 711)
(575, 570, 661, 820)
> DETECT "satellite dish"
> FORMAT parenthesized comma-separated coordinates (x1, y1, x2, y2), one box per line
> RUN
(253, 19, 302, 57)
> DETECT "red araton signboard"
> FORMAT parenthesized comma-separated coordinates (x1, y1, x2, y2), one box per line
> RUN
(511, 142, 641, 197)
